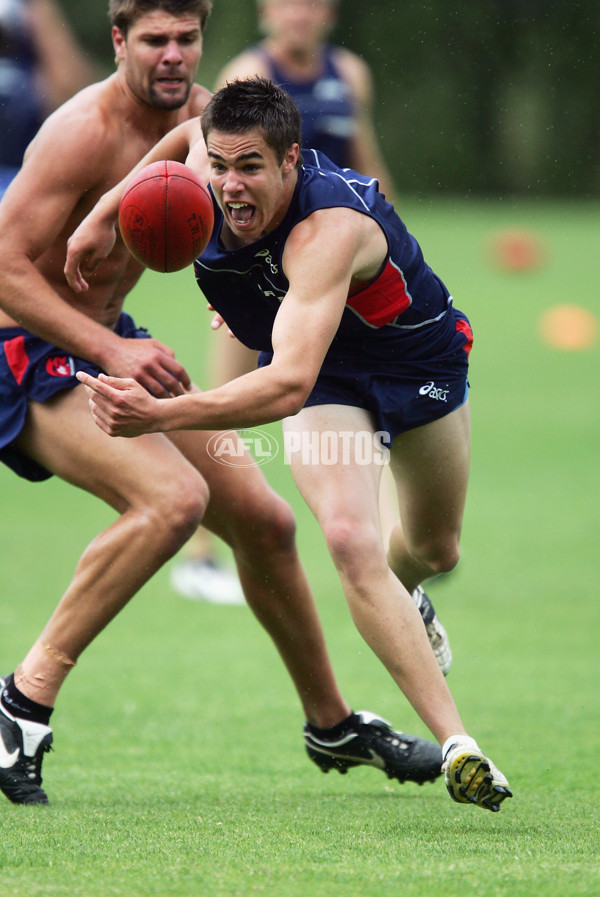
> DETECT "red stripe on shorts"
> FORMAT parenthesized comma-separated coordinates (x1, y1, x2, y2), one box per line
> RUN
(4, 334, 29, 385)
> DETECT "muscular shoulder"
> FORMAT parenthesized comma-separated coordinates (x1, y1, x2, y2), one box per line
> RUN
(22, 80, 124, 193)
(184, 82, 214, 118)
(329, 46, 374, 107)
(23, 77, 210, 194)
(285, 205, 386, 287)
(213, 49, 271, 89)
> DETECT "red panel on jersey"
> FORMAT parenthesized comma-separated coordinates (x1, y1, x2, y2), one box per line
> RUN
(346, 259, 411, 327)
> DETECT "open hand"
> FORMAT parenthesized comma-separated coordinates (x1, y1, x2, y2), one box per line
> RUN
(76, 371, 162, 437)
(64, 206, 119, 293)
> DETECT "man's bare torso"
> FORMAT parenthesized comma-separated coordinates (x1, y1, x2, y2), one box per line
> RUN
(0, 73, 210, 331)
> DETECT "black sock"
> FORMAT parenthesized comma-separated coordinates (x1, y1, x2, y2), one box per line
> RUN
(306, 711, 360, 740)
(1, 674, 53, 726)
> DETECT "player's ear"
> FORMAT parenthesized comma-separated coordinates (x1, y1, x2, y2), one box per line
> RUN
(112, 26, 126, 65)
(283, 144, 300, 174)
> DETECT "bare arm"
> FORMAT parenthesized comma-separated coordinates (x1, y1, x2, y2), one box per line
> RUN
(76, 208, 387, 436)
(27, 0, 97, 108)
(0, 110, 123, 360)
(0, 106, 191, 396)
(334, 49, 397, 202)
(64, 119, 205, 292)
(213, 50, 271, 90)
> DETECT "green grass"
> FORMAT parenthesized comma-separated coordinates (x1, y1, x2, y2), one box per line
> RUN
(0, 198, 598, 896)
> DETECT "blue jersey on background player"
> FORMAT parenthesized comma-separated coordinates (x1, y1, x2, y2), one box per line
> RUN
(0, 0, 45, 193)
(257, 45, 355, 168)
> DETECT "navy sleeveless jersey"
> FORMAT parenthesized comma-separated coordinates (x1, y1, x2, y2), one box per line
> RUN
(194, 150, 471, 372)
(257, 45, 355, 168)
(0, 0, 45, 172)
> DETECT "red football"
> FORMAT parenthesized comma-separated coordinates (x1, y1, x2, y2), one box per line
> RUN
(118, 160, 214, 272)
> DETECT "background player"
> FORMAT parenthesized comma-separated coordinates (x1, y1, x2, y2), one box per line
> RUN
(0, 0, 95, 196)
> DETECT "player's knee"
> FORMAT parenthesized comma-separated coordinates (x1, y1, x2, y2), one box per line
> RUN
(153, 473, 208, 548)
(412, 535, 461, 577)
(265, 494, 297, 550)
(233, 491, 297, 559)
(323, 516, 383, 581)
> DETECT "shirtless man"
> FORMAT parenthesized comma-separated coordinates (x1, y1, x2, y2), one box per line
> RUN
(0, 1, 441, 806)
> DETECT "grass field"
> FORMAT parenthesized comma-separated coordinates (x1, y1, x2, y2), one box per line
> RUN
(0, 198, 598, 897)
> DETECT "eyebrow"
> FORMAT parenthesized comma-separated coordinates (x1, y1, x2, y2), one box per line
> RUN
(138, 27, 200, 40)
(208, 151, 264, 163)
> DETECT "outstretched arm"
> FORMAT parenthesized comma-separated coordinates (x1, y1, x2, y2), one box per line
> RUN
(76, 207, 382, 437)
(65, 119, 206, 292)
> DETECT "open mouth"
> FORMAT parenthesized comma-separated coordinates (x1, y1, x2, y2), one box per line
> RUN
(227, 202, 255, 226)
(156, 77, 184, 89)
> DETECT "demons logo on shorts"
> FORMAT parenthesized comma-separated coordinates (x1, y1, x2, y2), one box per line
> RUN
(46, 355, 75, 378)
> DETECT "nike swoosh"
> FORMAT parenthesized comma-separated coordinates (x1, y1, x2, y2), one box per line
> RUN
(0, 739, 19, 768)
(313, 746, 385, 768)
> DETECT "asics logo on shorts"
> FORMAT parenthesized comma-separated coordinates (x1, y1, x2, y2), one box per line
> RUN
(418, 381, 449, 402)
(45, 356, 75, 378)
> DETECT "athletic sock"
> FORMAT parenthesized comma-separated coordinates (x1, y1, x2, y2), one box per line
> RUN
(442, 734, 479, 761)
(306, 711, 360, 741)
(0, 673, 53, 726)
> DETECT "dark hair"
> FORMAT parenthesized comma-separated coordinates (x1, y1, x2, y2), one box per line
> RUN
(201, 77, 303, 167)
(109, 0, 212, 34)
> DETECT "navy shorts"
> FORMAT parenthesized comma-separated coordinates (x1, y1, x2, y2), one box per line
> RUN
(259, 310, 472, 443)
(0, 312, 150, 482)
